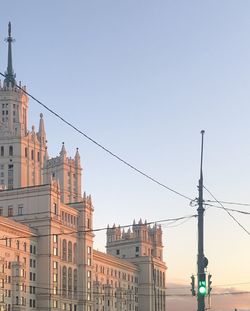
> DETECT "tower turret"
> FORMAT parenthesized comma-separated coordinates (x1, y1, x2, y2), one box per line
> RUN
(0, 23, 47, 189)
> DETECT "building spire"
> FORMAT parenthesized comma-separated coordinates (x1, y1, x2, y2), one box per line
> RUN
(38, 113, 46, 144)
(4, 22, 16, 87)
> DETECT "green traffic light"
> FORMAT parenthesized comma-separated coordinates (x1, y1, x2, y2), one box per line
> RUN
(198, 286, 206, 295)
(198, 280, 207, 296)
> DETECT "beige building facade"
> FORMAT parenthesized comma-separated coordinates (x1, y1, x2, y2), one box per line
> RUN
(0, 216, 37, 311)
(0, 23, 167, 311)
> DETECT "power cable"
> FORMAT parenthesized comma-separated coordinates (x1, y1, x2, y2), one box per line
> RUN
(0, 214, 197, 240)
(203, 186, 250, 236)
(167, 281, 250, 290)
(206, 199, 250, 207)
(0, 71, 192, 202)
(15, 282, 250, 298)
(162, 216, 194, 228)
(205, 204, 250, 215)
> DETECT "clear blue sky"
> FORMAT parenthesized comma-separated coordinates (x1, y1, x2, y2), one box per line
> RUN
(1, 1, 250, 309)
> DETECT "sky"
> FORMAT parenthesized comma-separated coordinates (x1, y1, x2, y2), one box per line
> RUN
(1, 1, 250, 310)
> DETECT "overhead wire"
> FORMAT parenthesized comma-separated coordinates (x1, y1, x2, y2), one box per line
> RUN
(167, 281, 250, 290)
(206, 199, 250, 207)
(203, 186, 250, 236)
(0, 214, 197, 240)
(14, 282, 250, 299)
(205, 203, 250, 215)
(0, 71, 192, 202)
(162, 216, 194, 228)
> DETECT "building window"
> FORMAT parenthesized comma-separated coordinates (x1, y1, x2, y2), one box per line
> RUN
(62, 267, 67, 297)
(37, 152, 40, 162)
(1, 146, 4, 156)
(53, 203, 57, 214)
(68, 268, 72, 294)
(53, 234, 58, 243)
(53, 247, 58, 256)
(87, 218, 90, 229)
(73, 269, 77, 297)
(62, 240, 67, 260)
(53, 286, 57, 295)
(25, 148, 28, 158)
(8, 164, 13, 189)
(18, 204, 23, 215)
(53, 300, 58, 308)
(68, 241, 72, 262)
(87, 281, 91, 290)
(87, 246, 91, 255)
(31, 150, 34, 160)
(9, 146, 13, 156)
(8, 206, 13, 217)
(73, 243, 77, 263)
(53, 273, 57, 282)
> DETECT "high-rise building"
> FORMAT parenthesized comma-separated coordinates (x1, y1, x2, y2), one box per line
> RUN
(0, 23, 167, 311)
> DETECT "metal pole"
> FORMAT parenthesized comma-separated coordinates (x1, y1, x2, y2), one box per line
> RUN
(197, 130, 205, 311)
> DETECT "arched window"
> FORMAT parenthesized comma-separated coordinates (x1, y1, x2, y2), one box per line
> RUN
(62, 239, 67, 261)
(68, 268, 72, 296)
(62, 266, 67, 297)
(68, 241, 72, 262)
(73, 269, 77, 298)
(73, 243, 77, 263)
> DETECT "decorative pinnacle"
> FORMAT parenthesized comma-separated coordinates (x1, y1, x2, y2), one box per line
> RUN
(8, 22, 11, 37)
(4, 22, 16, 87)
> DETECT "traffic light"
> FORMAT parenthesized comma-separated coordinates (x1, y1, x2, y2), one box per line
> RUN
(190, 275, 196, 296)
(198, 273, 207, 296)
(208, 274, 212, 295)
